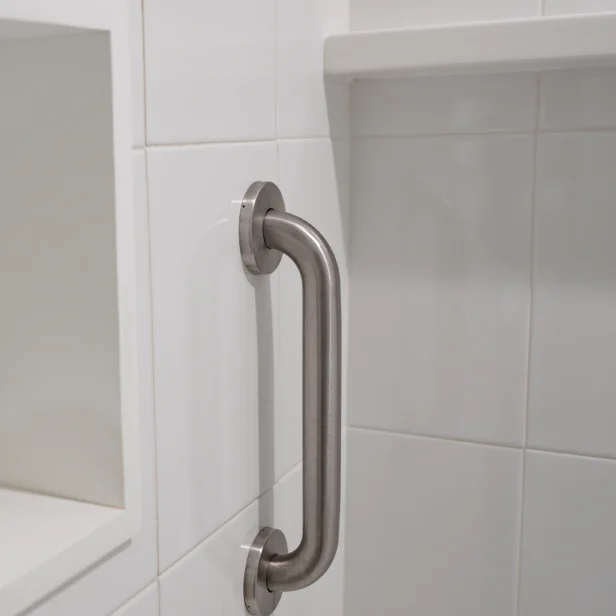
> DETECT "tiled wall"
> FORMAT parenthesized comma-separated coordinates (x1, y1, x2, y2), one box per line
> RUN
(350, 0, 616, 30)
(18, 2, 616, 616)
(26, 1, 348, 615)
(351, 0, 539, 30)
(346, 68, 616, 616)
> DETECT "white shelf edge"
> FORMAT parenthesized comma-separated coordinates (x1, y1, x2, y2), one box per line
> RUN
(324, 13, 616, 79)
(0, 488, 134, 616)
(0, 20, 80, 42)
(0, 0, 119, 32)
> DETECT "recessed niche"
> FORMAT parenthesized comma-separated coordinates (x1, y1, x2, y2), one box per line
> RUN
(0, 6, 139, 615)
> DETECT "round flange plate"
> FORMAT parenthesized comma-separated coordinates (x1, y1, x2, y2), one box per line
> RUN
(244, 527, 288, 616)
(239, 181, 286, 275)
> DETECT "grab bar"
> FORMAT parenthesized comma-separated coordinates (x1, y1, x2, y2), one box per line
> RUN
(239, 181, 342, 616)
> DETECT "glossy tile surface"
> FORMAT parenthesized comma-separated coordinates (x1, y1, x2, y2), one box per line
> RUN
(33, 4, 616, 615)
(350, 0, 539, 30)
(130, 0, 145, 147)
(27, 153, 158, 616)
(112, 584, 159, 616)
(277, 0, 348, 138)
(519, 450, 616, 616)
(159, 465, 344, 616)
(352, 74, 538, 137)
(144, 0, 276, 144)
(540, 68, 616, 130)
(147, 143, 282, 570)
(528, 133, 616, 457)
(278, 140, 349, 271)
(345, 428, 522, 616)
(543, 0, 616, 14)
(14, 0, 346, 612)
(349, 136, 533, 445)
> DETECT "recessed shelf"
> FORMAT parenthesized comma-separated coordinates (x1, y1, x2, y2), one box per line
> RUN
(0, 489, 128, 616)
(0, 20, 78, 40)
(325, 13, 616, 80)
(0, 2, 139, 614)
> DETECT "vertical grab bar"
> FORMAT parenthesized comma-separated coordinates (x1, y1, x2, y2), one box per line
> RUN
(239, 181, 342, 616)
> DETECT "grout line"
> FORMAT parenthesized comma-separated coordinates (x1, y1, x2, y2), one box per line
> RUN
(156, 579, 161, 616)
(140, 0, 149, 145)
(338, 127, 616, 141)
(142, 151, 163, 578)
(349, 425, 524, 451)
(514, 79, 541, 616)
(146, 138, 278, 149)
(260, 460, 303, 495)
(527, 446, 616, 463)
(145, 135, 333, 150)
(158, 460, 303, 577)
(350, 130, 536, 140)
(538, 126, 616, 135)
(534, 72, 542, 134)
(110, 580, 159, 615)
(143, 128, 616, 152)
(348, 427, 616, 463)
(274, 0, 279, 140)
(276, 137, 281, 188)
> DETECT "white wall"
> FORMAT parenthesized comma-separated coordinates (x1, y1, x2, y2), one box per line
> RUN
(22, 0, 349, 615)
(345, 65, 616, 616)
(14, 1, 616, 615)
(0, 32, 122, 508)
(350, 0, 616, 30)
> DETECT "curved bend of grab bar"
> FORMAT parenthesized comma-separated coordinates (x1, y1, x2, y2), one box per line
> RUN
(262, 210, 342, 593)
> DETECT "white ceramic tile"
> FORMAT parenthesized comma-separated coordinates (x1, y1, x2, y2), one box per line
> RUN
(278, 140, 349, 274)
(345, 428, 522, 616)
(277, 0, 349, 138)
(528, 133, 616, 457)
(113, 584, 159, 616)
(350, 0, 539, 30)
(352, 74, 538, 137)
(349, 136, 533, 446)
(27, 153, 158, 616)
(519, 450, 616, 616)
(147, 143, 286, 570)
(130, 0, 145, 147)
(143, 0, 276, 144)
(159, 465, 344, 616)
(544, 0, 616, 15)
(277, 139, 350, 442)
(540, 67, 616, 130)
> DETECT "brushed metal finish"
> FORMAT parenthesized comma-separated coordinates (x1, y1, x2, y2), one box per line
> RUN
(262, 211, 341, 592)
(239, 181, 286, 275)
(244, 528, 288, 616)
(239, 182, 342, 610)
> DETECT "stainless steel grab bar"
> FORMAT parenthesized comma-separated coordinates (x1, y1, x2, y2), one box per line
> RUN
(239, 181, 342, 616)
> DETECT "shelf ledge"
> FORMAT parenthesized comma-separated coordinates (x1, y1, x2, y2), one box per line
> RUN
(0, 488, 132, 616)
(325, 13, 616, 80)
